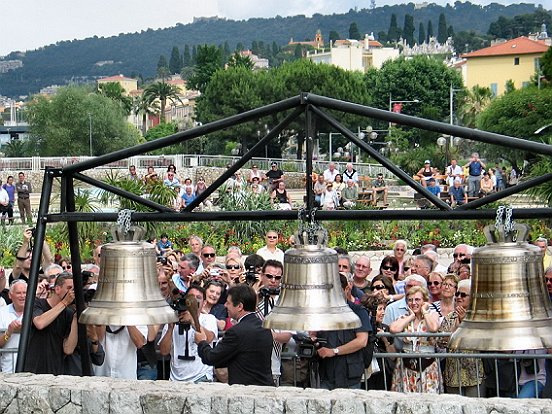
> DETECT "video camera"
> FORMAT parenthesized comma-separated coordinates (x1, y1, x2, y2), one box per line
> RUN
(245, 266, 258, 285)
(259, 286, 280, 297)
(293, 332, 327, 359)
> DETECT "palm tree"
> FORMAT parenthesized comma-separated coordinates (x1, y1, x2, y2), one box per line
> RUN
(143, 81, 183, 123)
(97, 82, 133, 115)
(458, 85, 493, 128)
(133, 94, 160, 135)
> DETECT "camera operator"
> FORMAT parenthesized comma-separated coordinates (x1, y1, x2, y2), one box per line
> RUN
(159, 285, 218, 382)
(255, 259, 292, 386)
(314, 273, 372, 390)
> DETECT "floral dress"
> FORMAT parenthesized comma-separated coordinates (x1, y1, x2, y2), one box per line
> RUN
(391, 317, 442, 393)
(439, 311, 485, 389)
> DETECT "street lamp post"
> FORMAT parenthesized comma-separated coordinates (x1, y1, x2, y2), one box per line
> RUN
(388, 94, 420, 129)
(88, 113, 93, 156)
(449, 85, 463, 147)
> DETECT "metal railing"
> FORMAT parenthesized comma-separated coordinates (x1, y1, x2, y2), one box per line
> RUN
(0, 155, 392, 178)
(281, 332, 552, 398)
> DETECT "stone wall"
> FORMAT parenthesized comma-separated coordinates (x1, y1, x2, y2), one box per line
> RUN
(0, 374, 549, 414)
(10, 167, 308, 191)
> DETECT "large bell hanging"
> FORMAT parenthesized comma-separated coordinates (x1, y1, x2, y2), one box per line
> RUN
(263, 244, 361, 331)
(79, 239, 178, 326)
(449, 222, 552, 351)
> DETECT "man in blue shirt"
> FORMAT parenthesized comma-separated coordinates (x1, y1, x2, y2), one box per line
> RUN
(464, 152, 486, 197)
(426, 178, 441, 197)
(449, 178, 466, 206)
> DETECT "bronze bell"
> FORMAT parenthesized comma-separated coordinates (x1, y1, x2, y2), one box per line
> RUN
(263, 244, 361, 331)
(449, 222, 552, 351)
(79, 240, 178, 326)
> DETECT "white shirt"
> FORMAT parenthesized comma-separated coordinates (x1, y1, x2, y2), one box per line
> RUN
(323, 168, 339, 183)
(0, 188, 9, 206)
(160, 313, 218, 382)
(0, 304, 22, 373)
(93, 325, 147, 379)
(256, 246, 284, 263)
(342, 169, 359, 184)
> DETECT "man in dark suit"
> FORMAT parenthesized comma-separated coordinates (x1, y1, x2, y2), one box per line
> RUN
(195, 284, 274, 386)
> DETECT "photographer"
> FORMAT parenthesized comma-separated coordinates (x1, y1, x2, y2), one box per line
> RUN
(315, 273, 371, 390)
(159, 285, 218, 382)
(255, 260, 292, 386)
(23, 272, 78, 375)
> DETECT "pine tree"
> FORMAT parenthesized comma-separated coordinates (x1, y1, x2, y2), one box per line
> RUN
(403, 14, 415, 46)
(168, 46, 182, 74)
(427, 20, 434, 41)
(388, 14, 400, 42)
(349, 22, 361, 40)
(437, 13, 447, 44)
(182, 45, 191, 67)
(329, 30, 340, 44)
(191, 45, 197, 65)
(418, 22, 426, 45)
(157, 55, 169, 78)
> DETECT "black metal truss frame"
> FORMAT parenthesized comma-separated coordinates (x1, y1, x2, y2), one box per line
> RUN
(16, 92, 552, 374)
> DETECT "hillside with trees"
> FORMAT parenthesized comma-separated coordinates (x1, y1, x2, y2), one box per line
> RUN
(0, 2, 544, 98)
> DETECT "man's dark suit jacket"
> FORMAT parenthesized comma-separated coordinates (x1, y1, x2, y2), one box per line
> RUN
(197, 312, 274, 386)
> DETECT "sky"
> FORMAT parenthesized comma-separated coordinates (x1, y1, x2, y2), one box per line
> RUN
(2, 0, 545, 56)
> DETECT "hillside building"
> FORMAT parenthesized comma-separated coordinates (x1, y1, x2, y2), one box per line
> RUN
(97, 74, 138, 94)
(307, 33, 399, 72)
(461, 36, 550, 96)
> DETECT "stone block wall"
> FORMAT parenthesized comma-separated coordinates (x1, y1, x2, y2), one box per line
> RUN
(0, 373, 550, 414)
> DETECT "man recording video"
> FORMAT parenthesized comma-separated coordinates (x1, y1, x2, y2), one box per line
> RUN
(159, 285, 218, 382)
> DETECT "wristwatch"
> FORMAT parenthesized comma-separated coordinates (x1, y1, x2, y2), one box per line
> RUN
(333, 348, 339, 355)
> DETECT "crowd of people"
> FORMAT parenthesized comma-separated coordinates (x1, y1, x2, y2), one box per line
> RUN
(416, 154, 520, 206)
(1, 225, 551, 398)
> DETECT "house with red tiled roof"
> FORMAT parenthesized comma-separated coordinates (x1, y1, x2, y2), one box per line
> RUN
(461, 36, 549, 96)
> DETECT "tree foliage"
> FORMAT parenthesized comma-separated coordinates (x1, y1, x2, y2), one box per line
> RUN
(187, 45, 224, 94)
(97, 82, 132, 115)
(437, 13, 448, 44)
(488, 10, 552, 39)
(226, 52, 254, 70)
(541, 45, 552, 85)
(143, 81, 182, 123)
(403, 14, 415, 46)
(349, 22, 361, 40)
(26, 86, 142, 156)
(388, 14, 401, 42)
(169, 46, 183, 74)
(476, 86, 552, 170)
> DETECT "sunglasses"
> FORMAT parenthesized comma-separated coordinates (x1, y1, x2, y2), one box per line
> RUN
(403, 266, 410, 272)
(453, 253, 466, 259)
(264, 274, 282, 281)
(226, 264, 241, 270)
(429, 281, 441, 286)
(455, 292, 469, 298)
(267, 235, 278, 239)
(545, 277, 552, 283)
(381, 265, 397, 271)
(372, 284, 386, 291)
(202, 253, 216, 258)
(62, 265, 72, 270)
(395, 248, 405, 252)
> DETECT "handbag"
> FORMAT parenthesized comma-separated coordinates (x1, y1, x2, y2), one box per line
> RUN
(402, 354, 435, 372)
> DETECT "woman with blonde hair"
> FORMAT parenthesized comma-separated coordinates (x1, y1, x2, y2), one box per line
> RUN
(393, 240, 409, 277)
(390, 286, 442, 393)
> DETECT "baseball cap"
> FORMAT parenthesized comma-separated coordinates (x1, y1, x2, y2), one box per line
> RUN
(424, 160, 431, 164)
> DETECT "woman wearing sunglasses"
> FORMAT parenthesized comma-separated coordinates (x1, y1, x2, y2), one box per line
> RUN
(438, 279, 485, 397)
(377, 256, 406, 301)
(369, 275, 396, 304)
(392, 240, 409, 278)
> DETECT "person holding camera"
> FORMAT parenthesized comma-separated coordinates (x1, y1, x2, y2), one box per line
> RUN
(23, 273, 78, 374)
(195, 284, 273, 386)
(254, 260, 291, 386)
(159, 285, 218, 382)
(314, 273, 372, 390)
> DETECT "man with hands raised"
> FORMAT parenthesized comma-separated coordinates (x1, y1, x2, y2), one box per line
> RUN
(23, 273, 78, 374)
